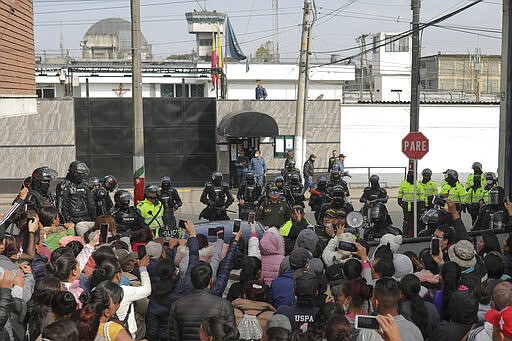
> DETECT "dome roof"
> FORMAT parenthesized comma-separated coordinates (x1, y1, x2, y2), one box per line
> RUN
(83, 18, 149, 51)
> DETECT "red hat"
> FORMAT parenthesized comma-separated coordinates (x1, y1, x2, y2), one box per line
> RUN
(485, 306, 512, 338)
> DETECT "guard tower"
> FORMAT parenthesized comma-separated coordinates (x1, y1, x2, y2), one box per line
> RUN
(185, 11, 226, 60)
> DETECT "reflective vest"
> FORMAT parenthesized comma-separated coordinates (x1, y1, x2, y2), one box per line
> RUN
(465, 173, 486, 190)
(280, 218, 312, 237)
(398, 181, 424, 212)
(465, 186, 485, 203)
(137, 199, 164, 232)
(440, 182, 467, 204)
(417, 180, 438, 206)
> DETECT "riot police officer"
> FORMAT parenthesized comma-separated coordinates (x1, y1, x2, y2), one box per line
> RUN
(88, 176, 114, 216)
(482, 172, 498, 204)
(466, 173, 485, 224)
(113, 190, 146, 235)
(199, 171, 234, 221)
(363, 203, 401, 241)
(237, 171, 262, 220)
(56, 161, 96, 223)
(440, 169, 466, 213)
(102, 175, 118, 193)
(465, 162, 485, 190)
(318, 184, 354, 225)
(281, 160, 302, 185)
(137, 184, 165, 234)
(286, 173, 305, 207)
(327, 170, 350, 197)
(473, 186, 508, 230)
(259, 175, 293, 209)
(359, 175, 389, 217)
(309, 175, 330, 222)
(418, 168, 438, 211)
(24, 166, 57, 214)
(159, 176, 183, 235)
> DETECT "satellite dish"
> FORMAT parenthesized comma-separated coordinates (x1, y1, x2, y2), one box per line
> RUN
(347, 211, 364, 228)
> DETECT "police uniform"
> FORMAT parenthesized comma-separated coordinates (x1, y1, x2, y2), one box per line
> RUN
(258, 197, 291, 228)
(398, 179, 424, 237)
(199, 179, 234, 221)
(137, 198, 164, 234)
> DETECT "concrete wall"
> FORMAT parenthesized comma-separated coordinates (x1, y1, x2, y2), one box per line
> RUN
(0, 99, 75, 192)
(216, 100, 342, 175)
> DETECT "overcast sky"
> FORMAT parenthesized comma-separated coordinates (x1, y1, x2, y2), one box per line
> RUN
(33, 0, 503, 62)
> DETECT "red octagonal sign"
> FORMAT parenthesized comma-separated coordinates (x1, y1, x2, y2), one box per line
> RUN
(402, 132, 429, 159)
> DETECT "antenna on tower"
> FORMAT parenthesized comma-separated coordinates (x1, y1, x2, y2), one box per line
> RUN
(60, 21, 64, 58)
(272, 0, 279, 62)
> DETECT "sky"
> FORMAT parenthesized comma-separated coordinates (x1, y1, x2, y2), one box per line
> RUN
(33, 0, 503, 62)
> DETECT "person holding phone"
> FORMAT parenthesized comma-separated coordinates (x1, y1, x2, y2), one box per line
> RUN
(279, 206, 312, 255)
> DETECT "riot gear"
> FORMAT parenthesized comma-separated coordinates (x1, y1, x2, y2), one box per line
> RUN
(113, 190, 145, 234)
(237, 171, 263, 220)
(159, 175, 183, 234)
(144, 184, 160, 199)
(473, 185, 508, 230)
(330, 170, 340, 182)
(472, 162, 483, 174)
(309, 176, 330, 221)
(406, 172, 414, 184)
(490, 211, 506, 229)
(317, 176, 327, 190)
(369, 175, 380, 188)
(103, 175, 118, 192)
(360, 175, 389, 217)
(68, 161, 90, 183)
(285, 173, 305, 207)
(418, 207, 450, 237)
(485, 172, 497, 189)
(287, 160, 296, 170)
(275, 176, 285, 187)
(24, 166, 57, 214)
(444, 169, 458, 186)
(422, 168, 432, 178)
(89, 177, 101, 190)
(363, 203, 401, 241)
(161, 176, 171, 191)
(200, 173, 234, 221)
(246, 172, 255, 185)
(290, 173, 300, 185)
(489, 186, 505, 205)
(369, 203, 388, 223)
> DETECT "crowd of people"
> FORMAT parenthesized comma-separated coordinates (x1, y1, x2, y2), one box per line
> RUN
(0, 158, 511, 341)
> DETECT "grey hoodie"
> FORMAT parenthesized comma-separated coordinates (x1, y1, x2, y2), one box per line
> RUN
(279, 229, 323, 274)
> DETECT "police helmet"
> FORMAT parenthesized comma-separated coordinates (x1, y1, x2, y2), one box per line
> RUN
(369, 175, 380, 187)
(68, 161, 90, 181)
(212, 171, 223, 182)
(246, 172, 255, 182)
(114, 190, 133, 207)
(485, 172, 497, 183)
(330, 170, 340, 180)
(290, 173, 300, 184)
(275, 175, 284, 184)
(317, 176, 327, 185)
(332, 185, 346, 198)
(490, 211, 506, 229)
(422, 168, 432, 177)
(488, 186, 505, 205)
(23, 177, 31, 189)
(472, 162, 483, 172)
(161, 176, 171, 190)
(369, 203, 388, 223)
(89, 177, 101, 189)
(443, 169, 458, 181)
(144, 184, 160, 198)
(287, 160, 296, 169)
(421, 208, 449, 226)
(32, 166, 57, 182)
(103, 175, 118, 192)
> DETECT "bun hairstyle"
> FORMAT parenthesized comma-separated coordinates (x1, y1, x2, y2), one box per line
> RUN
(341, 279, 373, 308)
(244, 280, 267, 302)
(46, 251, 78, 281)
(51, 291, 78, 318)
(73, 288, 110, 341)
(89, 258, 121, 290)
(201, 317, 240, 341)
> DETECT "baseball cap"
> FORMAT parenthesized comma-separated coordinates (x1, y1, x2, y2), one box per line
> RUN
(266, 314, 292, 332)
(339, 154, 346, 157)
(289, 248, 311, 270)
(334, 209, 347, 218)
(292, 205, 304, 213)
(269, 185, 279, 192)
(324, 208, 336, 218)
(486, 306, 512, 338)
(294, 270, 319, 296)
(115, 249, 137, 265)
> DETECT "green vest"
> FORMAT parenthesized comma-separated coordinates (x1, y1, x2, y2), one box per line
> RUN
(280, 218, 312, 237)
(465, 186, 485, 203)
(440, 182, 467, 204)
(137, 199, 164, 232)
(465, 173, 486, 190)
(417, 180, 438, 206)
(398, 180, 424, 211)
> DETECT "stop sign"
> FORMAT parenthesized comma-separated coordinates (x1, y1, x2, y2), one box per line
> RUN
(402, 132, 429, 159)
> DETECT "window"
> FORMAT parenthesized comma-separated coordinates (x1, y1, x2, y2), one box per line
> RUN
(176, 84, 189, 97)
(384, 35, 409, 52)
(36, 88, 55, 99)
(161, 84, 174, 98)
(190, 84, 205, 97)
(161, 84, 205, 98)
(274, 135, 294, 158)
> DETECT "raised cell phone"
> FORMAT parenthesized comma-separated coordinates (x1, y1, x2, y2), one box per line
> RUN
(137, 244, 146, 259)
(178, 219, 186, 230)
(100, 223, 109, 244)
(431, 238, 440, 256)
(233, 219, 241, 234)
(338, 241, 358, 252)
(355, 315, 380, 330)
(208, 227, 217, 237)
(248, 211, 256, 224)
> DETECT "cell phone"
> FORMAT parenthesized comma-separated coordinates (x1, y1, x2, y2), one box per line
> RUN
(178, 219, 186, 230)
(338, 241, 358, 252)
(233, 219, 241, 234)
(355, 315, 380, 330)
(248, 211, 256, 224)
(431, 238, 440, 256)
(137, 244, 146, 259)
(100, 223, 109, 244)
(432, 196, 447, 207)
(208, 227, 217, 237)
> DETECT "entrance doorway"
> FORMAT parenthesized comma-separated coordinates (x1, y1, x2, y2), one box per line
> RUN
(228, 137, 260, 187)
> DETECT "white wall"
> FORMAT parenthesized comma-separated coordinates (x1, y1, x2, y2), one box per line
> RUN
(375, 76, 411, 101)
(226, 81, 343, 100)
(340, 104, 499, 176)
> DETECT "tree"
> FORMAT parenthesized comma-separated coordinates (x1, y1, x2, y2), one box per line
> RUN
(253, 40, 273, 63)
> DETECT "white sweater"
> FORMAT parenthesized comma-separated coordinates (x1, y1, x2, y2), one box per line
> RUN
(116, 266, 151, 337)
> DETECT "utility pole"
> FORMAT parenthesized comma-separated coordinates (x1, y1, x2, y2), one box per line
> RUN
(294, 0, 312, 175)
(358, 35, 364, 101)
(409, 0, 421, 237)
(272, 0, 280, 62)
(131, 0, 145, 205)
(475, 48, 481, 102)
(358, 34, 371, 101)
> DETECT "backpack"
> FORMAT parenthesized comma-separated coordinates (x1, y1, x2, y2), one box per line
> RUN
(237, 308, 270, 341)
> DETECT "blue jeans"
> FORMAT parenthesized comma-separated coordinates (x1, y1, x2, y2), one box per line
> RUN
(237, 168, 248, 186)
(304, 176, 314, 193)
(255, 174, 264, 186)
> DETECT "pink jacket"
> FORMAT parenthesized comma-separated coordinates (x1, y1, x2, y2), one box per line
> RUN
(259, 228, 285, 286)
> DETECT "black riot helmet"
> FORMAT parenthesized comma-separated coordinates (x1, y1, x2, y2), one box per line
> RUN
(31, 166, 57, 193)
(488, 186, 505, 205)
(161, 176, 171, 191)
(274, 175, 284, 188)
(406, 171, 414, 184)
(330, 170, 340, 182)
(287, 160, 296, 170)
(317, 176, 327, 188)
(144, 184, 160, 199)
(89, 177, 101, 190)
(246, 172, 255, 184)
(443, 169, 458, 186)
(369, 202, 388, 223)
(290, 173, 300, 185)
(114, 190, 133, 209)
(421, 208, 449, 227)
(485, 172, 497, 187)
(490, 211, 506, 229)
(472, 162, 483, 174)
(332, 185, 346, 199)
(369, 175, 380, 189)
(103, 175, 118, 192)
(68, 161, 90, 182)
(422, 168, 432, 182)
(212, 171, 223, 185)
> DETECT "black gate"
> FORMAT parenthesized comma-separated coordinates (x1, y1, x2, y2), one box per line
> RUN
(75, 98, 217, 187)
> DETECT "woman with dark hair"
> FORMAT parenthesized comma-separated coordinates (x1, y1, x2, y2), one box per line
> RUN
(51, 291, 78, 320)
(3, 210, 39, 261)
(200, 316, 240, 341)
(414, 248, 440, 291)
(337, 279, 373, 340)
(93, 215, 118, 237)
(39, 204, 76, 251)
(343, 258, 362, 280)
(42, 319, 79, 341)
(324, 314, 352, 341)
(232, 280, 276, 333)
(300, 302, 346, 341)
(478, 231, 502, 257)
(227, 256, 262, 301)
(433, 261, 467, 320)
(26, 276, 61, 341)
(399, 274, 439, 339)
(46, 249, 83, 304)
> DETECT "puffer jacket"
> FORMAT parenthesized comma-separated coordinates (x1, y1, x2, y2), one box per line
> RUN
(233, 298, 276, 330)
(259, 228, 285, 286)
(168, 288, 236, 341)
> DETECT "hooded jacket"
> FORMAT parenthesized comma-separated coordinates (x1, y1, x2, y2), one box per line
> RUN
(232, 298, 276, 330)
(259, 228, 285, 286)
(279, 229, 323, 275)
